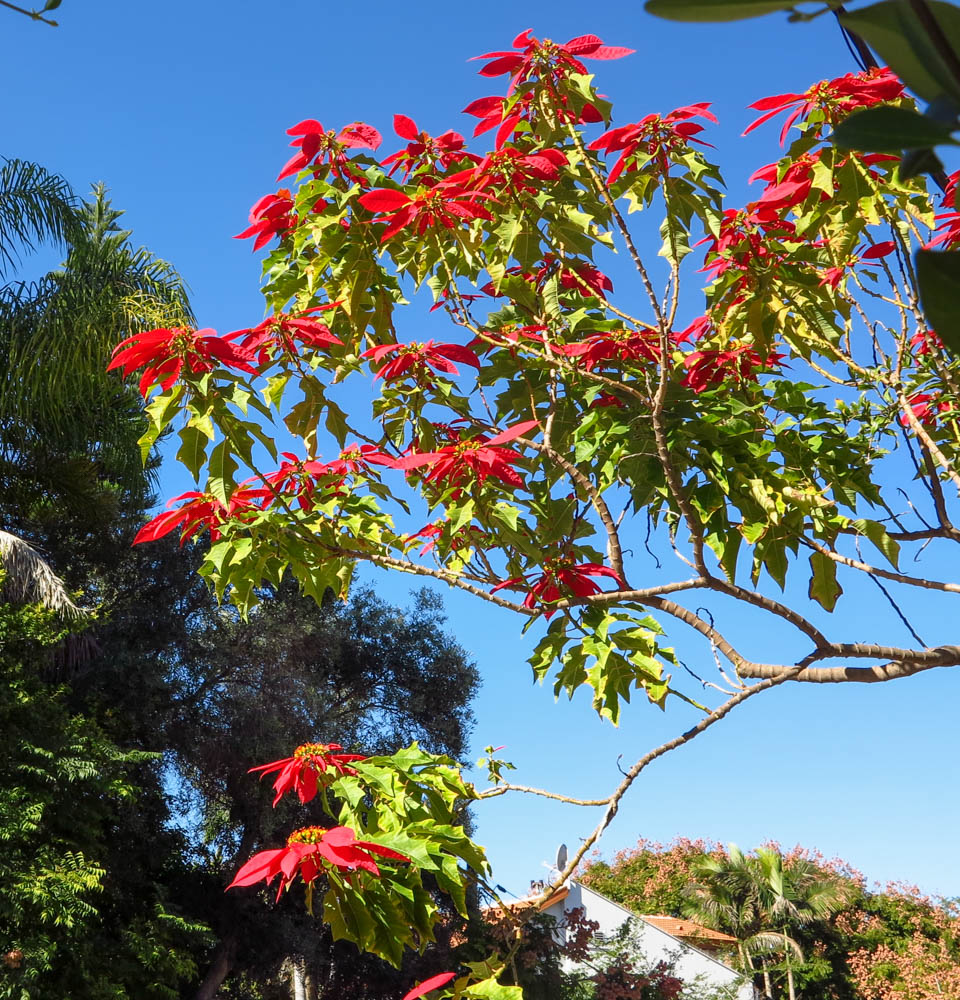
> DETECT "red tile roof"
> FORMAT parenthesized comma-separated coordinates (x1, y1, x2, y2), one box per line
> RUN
(640, 916, 738, 945)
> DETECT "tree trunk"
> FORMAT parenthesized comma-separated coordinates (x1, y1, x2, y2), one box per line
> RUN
(760, 958, 773, 999)
(785, 932, 796, 1000)
(193, 825, 256, 1000)
(193, 930, 237, 1000)
(290, 957, 306, 1000)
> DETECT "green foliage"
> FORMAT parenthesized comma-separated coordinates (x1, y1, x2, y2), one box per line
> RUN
(0, 602, 208, 1000)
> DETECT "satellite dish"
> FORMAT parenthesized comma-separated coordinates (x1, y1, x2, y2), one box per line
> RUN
(555, 843, 568, 871)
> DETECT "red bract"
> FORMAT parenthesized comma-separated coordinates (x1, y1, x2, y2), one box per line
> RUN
(254, 453, 343, 511)
(326, 443, 398, 475)
(402, 973, 457, 1000)
(682, 344, 783, 393)
(278, 119, 382, 182)
(590, 392, 626, 408)
(472, 29, 633, 93)
(248, 742, 366, 806)
(481, 257, 613, 300)
(749, 154, 824, 221)
(358, 185, 496, 241)
(227, 825, 409, 897)
(464, 89, 601, 148)
(900, 392, 952, 427)
(698, 208, 796, 288)
(909, 329, 943, 357)
(132, 488, 265, 546)
(227, 306, 343, 365)
(406, 519, 487, 556)
(361, 340, 481, 381)
(449, 147, 568, 193)
(744, 66, 904, 144)
(108, 327, 259, 397)
(818, 240, 896, 289)
(235, 190, 297, 250)
(491, 558, 624, 617)
(561, 328, 661, 370)
(589, 104, 717, 181)
(396, 420, 539, 490)
(381, 114, 474, 180)
(927, 171, 960, 249)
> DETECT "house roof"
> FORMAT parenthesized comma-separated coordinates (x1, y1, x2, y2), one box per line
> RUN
(638, 915, 738, 945)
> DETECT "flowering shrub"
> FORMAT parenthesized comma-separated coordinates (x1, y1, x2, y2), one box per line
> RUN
(111, 27, 960, 997)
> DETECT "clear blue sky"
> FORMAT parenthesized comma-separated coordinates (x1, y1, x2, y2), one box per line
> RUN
(6, 1, 958, 901)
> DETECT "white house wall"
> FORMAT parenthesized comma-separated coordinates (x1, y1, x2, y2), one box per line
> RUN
(541, 881, 755, 1000)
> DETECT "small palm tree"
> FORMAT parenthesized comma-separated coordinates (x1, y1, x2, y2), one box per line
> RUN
(683, 845, 803, 999)
(755, 848, 853, 1000)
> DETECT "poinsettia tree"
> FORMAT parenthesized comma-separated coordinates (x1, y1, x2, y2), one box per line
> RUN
(109, 27, 960, 997)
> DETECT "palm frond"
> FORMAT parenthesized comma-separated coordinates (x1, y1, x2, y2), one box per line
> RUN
(0, 529, 84, 617)
(0, 158, 77, 276)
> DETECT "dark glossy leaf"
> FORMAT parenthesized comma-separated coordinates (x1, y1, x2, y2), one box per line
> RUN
(832, 105, 959, 152)
(917, 248, 960, 357)
(840, 1, 960, 104)
(644, 0, 795, 21)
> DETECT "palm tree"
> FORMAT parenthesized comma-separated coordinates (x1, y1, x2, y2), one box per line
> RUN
(683, 845, 803, 999)
(755, 848, 853, 1000)
(0, 169, 192, 603)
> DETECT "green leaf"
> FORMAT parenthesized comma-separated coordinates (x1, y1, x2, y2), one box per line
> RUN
(916, 248, 960, 357)
(466, 979, 524, 1000)
(832, 105, 960, 153)
(176, 425, 208, 482)
(808, 551, 842, 611)
(206, 441, 238, 507)
(840, 1, 960, 104)
(644, 0, 794, 20)
(851, 518, 901, 568)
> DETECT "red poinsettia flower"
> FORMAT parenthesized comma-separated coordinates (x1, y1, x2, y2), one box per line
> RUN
(402, 973, 458, 1000)
(405, 519, 488, 556)
(491, 558, 624, 617)
(449, 147, 568, 194)
(227, 305, 343, 365)
(227, 825, 409, 898)
(248, 742, 366, 806)
(472, 29, 633, 93)
(818, 240, 897, 289)
(560, 328, 661, 370)
(250, 454, 344, 511)
(381, 114, 475, 180)
(278, 119, 382, 182)
(235, 190, 297, 250)
(325, 443, 398, 476)
(396, 419, 539, 490)
(698, 208, 798, 287)
(361, 340, 481, 381)
(744, 66, 903, 144)
(900, 392, 953, 427)
(108, 327, 259, 397)
(470, 324, 549, 353)
(682, 344, 783, 393)
(909, 329, 943, 357)
(589, 103, 717, 181)
(132, 488, 266, 546)
(358, 185, 496, 241)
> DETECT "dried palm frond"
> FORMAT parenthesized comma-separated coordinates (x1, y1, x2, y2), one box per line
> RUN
(0, 530, 85, 618)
